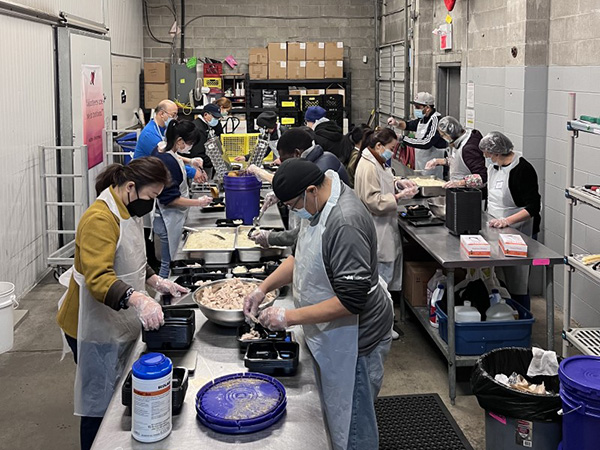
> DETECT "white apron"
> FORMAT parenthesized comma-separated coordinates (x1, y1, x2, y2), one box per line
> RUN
(449, 129, 473, 181)
(74, 188, 146, 417)
(268, 126, 282, 160)
(363, 151, 403, 290)
(156, 151, 189, 259)
(293, 171, 358, 450)
(415, 112, 444, 178)
(487, 155, 533, 295)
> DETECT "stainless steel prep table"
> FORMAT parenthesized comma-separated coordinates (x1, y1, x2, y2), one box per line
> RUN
(92, 296, 330, 450)
(397, 208, 563, 405)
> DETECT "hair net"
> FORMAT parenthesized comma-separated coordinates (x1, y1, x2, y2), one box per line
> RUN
(479, 131, 514, 155)
(438, 116, 464, 141)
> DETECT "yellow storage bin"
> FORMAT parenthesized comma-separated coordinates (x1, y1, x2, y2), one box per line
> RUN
(220, 133, 275, 162)
(203, 77, 222, 88)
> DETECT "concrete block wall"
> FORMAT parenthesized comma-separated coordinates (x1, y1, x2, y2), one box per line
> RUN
(143, 0, 376, 124)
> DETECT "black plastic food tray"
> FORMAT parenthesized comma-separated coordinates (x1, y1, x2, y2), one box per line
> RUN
(122, 367, 189, 415)
(236, 323, 293, 352)
(244, 341, 299, 376)
(142, 309, 196, 350)
(404, 204, 431, 218)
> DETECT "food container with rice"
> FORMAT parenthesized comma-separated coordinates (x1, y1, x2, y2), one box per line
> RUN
(193, 278, 278, 326)
(407, 175, 446, 197)
(236, 226, 286, 263)
(182, 228, 236, 263)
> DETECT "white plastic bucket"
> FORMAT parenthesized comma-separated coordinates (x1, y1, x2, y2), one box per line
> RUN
(0, 282, 18, 354)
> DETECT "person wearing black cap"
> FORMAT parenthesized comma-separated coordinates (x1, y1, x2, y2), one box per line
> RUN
(243, 159, 393, 450)
(256, 110, 288, 160)
(305, 105, 344, 159)
(387, 92, 446, 177)
(190, 103, 223, 176)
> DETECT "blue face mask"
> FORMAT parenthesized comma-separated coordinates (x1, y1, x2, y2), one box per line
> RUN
(165, 117, 174, 128)
(292, 191, 315, 220)
(382, 148, 394, 161)
(414, 108, 424, 119)
(209, 117, 219, 127)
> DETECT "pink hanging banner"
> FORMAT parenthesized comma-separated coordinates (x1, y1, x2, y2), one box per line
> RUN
(82, 65, 104, 169)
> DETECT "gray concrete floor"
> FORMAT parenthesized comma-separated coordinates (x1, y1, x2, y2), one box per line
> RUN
(0, 275, 565, 450)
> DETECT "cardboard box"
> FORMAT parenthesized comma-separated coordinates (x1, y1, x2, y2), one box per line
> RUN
(403, 261, 441, 307)
(306, 60, 325, 79)
(268, 61, 287, 80)
(287, 61, 306, 80)
(326, 87, 346, 106)
(306, 88, 325, 95)
(460, 235, 491, 258)
(499, 234, 528, 257)
(144, 62, 170, 84)
(249, 48, 268, 65)
(268, 42, 287, 62)
(325, 41, 344, 60)
(249, 64, 268, 80)
(289, 89, 307, 96)
(287, 42, 306, 61)
(325, 60, 343, 79)
(144, 83, 169, 109)
(306, 42, 325, 60)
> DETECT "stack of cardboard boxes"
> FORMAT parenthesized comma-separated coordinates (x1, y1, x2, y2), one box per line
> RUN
(249, 48, 268, 80)
(248, 42, 344, 80)
(144, 61, 170, 109)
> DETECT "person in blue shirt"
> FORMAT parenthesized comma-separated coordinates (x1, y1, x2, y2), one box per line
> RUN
(135, 99, 205, 183)
(151, 120, 213, 277)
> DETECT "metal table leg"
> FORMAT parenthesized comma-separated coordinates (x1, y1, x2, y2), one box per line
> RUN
(447, 269, 456, 405)
(546, 265, 555, 351)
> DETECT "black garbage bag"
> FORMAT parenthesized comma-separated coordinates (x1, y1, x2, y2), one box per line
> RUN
(470, 347, 562, 421)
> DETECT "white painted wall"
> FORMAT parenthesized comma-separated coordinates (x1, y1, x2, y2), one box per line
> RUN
(0, 15, 56, 297)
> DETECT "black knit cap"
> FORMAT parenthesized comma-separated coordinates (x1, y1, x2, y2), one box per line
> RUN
(257, 111, 277, 129)
(272, 159, 325, 202)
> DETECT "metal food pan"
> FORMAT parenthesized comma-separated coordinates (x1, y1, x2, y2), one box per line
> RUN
(407, 175, 446, 197)
(181, 228, 236, 263)
(235, 226, 285, 262)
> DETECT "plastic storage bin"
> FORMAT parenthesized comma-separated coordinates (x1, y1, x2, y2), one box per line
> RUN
(142, 309, 196, 350)
(436, 299, 534, 356)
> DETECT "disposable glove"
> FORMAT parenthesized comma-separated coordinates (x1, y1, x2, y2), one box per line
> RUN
(488, 218, 510, 228)
(197, 195, 213, 207)
(258, 306, 288, 331)
(130, 292, 164, 330)
(261, 191, 279, 213)
(425, 158, 439, 170)
(250, 229, 271, 249)
(243, 287, 266, 321)
(151, 276, 189, 298)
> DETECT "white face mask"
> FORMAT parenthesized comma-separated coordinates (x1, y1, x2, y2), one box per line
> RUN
(180, 142, 193, 153)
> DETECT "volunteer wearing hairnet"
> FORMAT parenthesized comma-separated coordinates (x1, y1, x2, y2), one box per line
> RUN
(243, 159, 393, 450)
(480, 131, 541, 309)
(425, 116, 487, 189)
(387, 92, 446, 177)
(57, 158, 187, 450)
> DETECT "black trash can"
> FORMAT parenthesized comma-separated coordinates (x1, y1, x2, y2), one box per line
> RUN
(471, 347, 562, 450)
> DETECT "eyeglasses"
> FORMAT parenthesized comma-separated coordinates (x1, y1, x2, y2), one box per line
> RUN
(165, 110, 178, 119)
(286, 195, 303, 211)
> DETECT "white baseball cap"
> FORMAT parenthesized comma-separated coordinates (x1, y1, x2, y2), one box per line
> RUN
(411, 92, 435, 106)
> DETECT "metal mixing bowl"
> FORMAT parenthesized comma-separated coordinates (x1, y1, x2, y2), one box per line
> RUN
(427, 196, 446, 220)
(193, 278, 279, 327)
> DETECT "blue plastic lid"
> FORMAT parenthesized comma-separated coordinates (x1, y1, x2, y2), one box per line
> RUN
(559, 355, 600, 399)
(195, 372, 286, 434)
(132, 352, 173, 380)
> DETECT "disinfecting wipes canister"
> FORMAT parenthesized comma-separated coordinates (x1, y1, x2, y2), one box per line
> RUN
(132, 353, 173, 443)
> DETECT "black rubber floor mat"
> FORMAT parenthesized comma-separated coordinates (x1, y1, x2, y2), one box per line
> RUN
(375, 393, 474, 450)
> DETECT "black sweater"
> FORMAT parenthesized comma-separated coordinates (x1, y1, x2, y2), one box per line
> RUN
(499, 157, 542, 235)
(403, 110, 447, 149)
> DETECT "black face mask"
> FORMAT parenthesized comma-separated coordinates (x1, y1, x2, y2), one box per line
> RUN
(127, 188, 155, 217)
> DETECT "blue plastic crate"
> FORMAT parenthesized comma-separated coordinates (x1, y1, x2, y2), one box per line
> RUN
(436, 299, 535, 356)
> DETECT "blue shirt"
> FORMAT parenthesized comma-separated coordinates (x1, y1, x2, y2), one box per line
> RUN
(134, 119, 196, 179)
(151, 147, 184, 206)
